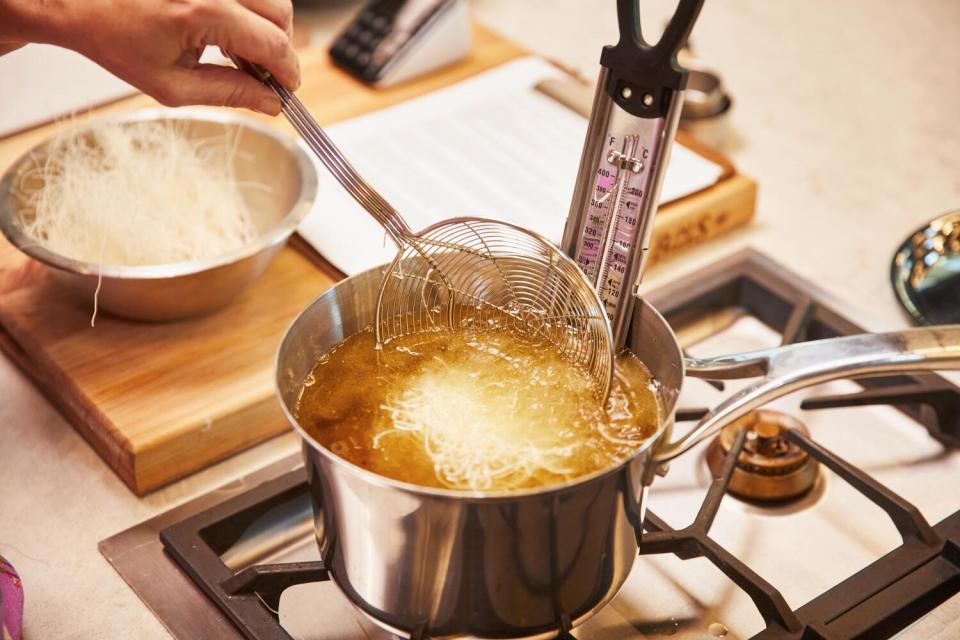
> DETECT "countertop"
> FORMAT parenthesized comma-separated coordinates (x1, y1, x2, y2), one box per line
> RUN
(1, 1, 958, 637)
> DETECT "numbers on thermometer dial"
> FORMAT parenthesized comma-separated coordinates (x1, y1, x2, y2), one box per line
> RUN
(574, 134, 649, 316)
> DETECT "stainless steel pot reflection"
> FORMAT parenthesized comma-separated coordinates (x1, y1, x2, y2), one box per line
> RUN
(276, 266, 683, 639)
(276, 266, 960, 639)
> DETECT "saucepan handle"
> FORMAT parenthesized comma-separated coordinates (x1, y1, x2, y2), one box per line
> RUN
(653, 325, 960, 464)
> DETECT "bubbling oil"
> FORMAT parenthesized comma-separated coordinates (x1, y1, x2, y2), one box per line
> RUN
(295, 328, 661, 492)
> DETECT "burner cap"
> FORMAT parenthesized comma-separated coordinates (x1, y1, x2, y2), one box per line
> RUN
(706, 410, 819, 502)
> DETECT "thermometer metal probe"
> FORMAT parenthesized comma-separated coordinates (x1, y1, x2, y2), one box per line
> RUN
(563, 0, 706, 347)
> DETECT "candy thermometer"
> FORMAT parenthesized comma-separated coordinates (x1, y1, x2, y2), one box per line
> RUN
(562, 0, 706, 346)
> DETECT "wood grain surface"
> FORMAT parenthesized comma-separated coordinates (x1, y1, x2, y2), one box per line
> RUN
(0, 24, 753, 494)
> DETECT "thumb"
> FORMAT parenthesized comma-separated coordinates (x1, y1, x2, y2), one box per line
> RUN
(156, 64, 281, 115)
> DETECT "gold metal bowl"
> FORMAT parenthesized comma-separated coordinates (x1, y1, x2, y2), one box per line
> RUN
(0, 108, 317, 321)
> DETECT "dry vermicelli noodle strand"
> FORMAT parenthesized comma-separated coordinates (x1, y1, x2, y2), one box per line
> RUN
(16, 119, 264, 267)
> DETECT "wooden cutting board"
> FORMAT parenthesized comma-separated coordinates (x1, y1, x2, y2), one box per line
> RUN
(0, 25, 755, 494)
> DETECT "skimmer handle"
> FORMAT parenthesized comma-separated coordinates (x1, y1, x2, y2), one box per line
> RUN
(227, 53, 413, 246)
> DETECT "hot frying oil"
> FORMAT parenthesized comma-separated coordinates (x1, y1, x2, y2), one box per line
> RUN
(295, 328, 660, 491)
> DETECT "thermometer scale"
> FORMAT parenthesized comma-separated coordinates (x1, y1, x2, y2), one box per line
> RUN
(563, 0, 705, 346)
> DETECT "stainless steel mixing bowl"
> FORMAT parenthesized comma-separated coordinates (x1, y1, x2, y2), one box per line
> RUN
(0, 109, 318, 321)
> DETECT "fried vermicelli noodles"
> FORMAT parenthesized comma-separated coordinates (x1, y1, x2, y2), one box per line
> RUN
(296, 328, 660, 492)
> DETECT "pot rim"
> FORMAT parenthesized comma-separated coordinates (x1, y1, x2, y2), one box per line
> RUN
(276, 267, 685, 502)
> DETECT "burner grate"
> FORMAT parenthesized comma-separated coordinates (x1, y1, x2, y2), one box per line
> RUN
(160, 472, 324, 640)
(640, 425, 960, 640)
(155, 250, 960, 640)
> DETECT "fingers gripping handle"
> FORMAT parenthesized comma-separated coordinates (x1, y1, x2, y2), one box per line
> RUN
(604, 0, 706, 118)
(654, 326, 960, 464)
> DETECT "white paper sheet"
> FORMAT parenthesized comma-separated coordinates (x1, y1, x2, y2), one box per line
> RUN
(0, 45, 135, 137)
(298, 57, 724, 276)
(0, 45, 235, 138)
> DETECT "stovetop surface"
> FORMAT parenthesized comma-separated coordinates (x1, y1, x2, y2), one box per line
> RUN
(100, 250, 960, 640)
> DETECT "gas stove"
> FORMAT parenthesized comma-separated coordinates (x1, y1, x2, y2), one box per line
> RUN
(100, 249, 960, 639)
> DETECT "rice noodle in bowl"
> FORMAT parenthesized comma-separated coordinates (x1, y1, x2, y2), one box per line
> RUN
(0, 109, 318, 321)
(12, 118, 263, 267)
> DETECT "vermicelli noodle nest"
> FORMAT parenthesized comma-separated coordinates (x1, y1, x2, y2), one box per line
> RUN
(13, 119, 262, 266)
(295, 327, 661, 492)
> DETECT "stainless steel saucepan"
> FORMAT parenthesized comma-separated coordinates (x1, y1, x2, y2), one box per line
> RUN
(276, 265, 960, 640)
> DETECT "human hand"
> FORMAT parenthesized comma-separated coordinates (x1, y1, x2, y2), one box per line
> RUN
(1, 0, 300, 115)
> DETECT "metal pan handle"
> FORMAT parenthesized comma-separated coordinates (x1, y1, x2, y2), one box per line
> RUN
(653, 326, 960, 463)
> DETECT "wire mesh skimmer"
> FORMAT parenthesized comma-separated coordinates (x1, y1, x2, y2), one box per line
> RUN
(232, 57, 615, 398)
